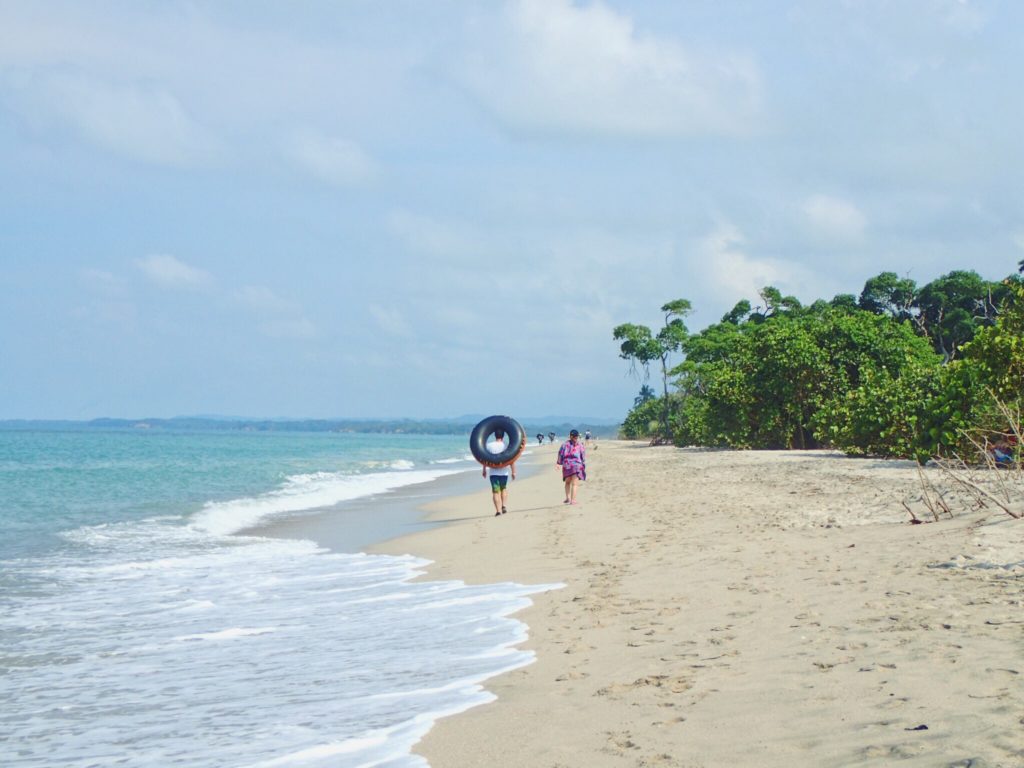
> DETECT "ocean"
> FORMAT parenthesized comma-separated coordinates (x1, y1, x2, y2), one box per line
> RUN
(0, 428, 555, 767)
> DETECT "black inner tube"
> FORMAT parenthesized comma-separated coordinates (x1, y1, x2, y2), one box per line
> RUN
(469, 415, 525, 468)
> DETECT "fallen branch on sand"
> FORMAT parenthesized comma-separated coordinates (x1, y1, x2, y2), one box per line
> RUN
(907, 396, 1024, 521)
(932, 456, 1022, 519)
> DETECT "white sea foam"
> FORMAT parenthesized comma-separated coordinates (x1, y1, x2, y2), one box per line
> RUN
(361, 459, 417, 470)
(431, 453, 475, 464)
(1, 521, 561, 767)
(175, 627, 278, 641)
(191, 467, 462, 536)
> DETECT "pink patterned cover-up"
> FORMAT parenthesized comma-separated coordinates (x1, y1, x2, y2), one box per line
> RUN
(557, 440, 587, 481)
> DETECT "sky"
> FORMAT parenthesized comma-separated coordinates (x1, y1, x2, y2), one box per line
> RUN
(1, 0, 1021, 421)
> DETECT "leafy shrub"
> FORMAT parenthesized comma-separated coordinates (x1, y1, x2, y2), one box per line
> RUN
(812, 365, 941, 460)
(620, 397, 663, 439)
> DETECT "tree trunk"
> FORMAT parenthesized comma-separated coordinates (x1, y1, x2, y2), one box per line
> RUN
(660, 355, 672, 441)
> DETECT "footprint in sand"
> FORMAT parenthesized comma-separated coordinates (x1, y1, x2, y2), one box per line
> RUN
(596, 675, 694, 698)
(555, 670, 590, 681)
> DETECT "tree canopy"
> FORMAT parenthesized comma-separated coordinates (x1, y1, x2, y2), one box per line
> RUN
(614, 265, 1023, 459)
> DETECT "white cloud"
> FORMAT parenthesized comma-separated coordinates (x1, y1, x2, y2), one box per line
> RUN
(136, 254, 212, 289)
(368, 304, 413, 337)
(259, 317, 317, 340)
(235, 285, 295, 314)
(800, 194, 867, 244)
(429, 305, 481, 332)
(75, 269, 137, 330)
(387, 210, 481, 260)
(942, 0, 987, 33)
(287, 133, 376, 187)
(234, 285, 316, 339)
(695, 225, 783, 304)
(459, 0, 763, 138)
(686, 224, 834, 313)
(0, 5, 394, 173)
(15, 71, 214, 166)
(79, 268, 127, 295)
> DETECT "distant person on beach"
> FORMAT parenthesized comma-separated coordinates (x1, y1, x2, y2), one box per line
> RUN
(537, 433, 545, 445)
(557, 429, 586, 505)
(482, 428, 516, 516)
(548, 432, 556, 443)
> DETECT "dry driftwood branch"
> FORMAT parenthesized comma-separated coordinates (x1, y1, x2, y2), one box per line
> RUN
(900, 392, 1023, 522)
(936, 460, 1021, 519)
(901, 499, 921, 524)
(916, 462, 954, 521)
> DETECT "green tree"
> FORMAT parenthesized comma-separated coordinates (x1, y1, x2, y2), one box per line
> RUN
(678, 312, 826, 449)
(634, 384, 656, 407)
(620, 397, 663, 439)
(612, 323, 661, 381)
(613, 266, 1021, 459)
(614, 299, 692, 440)
(721, 299, 752, 325)
(858, 271, 917, 321)
(750, 286, 802, 323)
(677, 305, 939, 452)
(913, 270, 1000, 360)
(829, 293, 860, 312)
(814, 364, 941, 459)
(916, 278, 1024, 455)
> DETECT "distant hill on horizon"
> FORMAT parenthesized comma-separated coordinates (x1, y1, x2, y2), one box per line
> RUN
(0, 414, 623, 436)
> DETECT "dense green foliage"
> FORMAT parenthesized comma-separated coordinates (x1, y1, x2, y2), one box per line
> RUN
(919, 278, 1024, 454)
(615, 267, 1024, 459)
(620, 397, 663, 439)
(673, 304, 940, 450)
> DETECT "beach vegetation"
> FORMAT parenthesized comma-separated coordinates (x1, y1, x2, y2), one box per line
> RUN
(614, 265, 1023, 460)
(620, 396, 664, 439)
(613, 299, 692, 442)
(634, 384, 657, 407)
(917, 277, 1024, 455)
(858, 271, 917, 321)
(854, 269, 1006, 361)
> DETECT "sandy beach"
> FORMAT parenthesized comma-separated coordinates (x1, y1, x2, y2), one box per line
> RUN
(368, 440, 1023, 768)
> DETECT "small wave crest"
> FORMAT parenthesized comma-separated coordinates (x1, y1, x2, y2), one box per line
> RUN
(4, 534, 561, 768)
(191, 468, 461, 537)
(430, 455, 473, 465)
(360, 459, 417, 470)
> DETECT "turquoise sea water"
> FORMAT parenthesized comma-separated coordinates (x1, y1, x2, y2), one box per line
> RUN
(0, 428, 556, 766)
(0, 429, 468, 560)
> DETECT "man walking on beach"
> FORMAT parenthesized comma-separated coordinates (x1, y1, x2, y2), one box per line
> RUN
(483, 428, 516, 516)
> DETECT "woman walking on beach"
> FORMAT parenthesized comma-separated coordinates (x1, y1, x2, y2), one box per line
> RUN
(557, 429, 586, 505)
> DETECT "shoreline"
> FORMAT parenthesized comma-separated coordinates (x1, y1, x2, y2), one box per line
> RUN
(368, 441, 1023, 767)
(243, 445, 548, 552)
